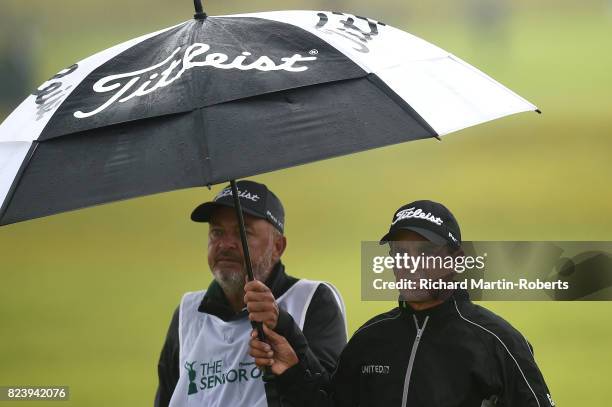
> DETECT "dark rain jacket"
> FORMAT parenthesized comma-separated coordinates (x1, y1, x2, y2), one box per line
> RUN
(275, 289, 554, 407)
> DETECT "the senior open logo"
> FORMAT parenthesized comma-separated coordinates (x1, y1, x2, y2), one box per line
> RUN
(183, 359, 263, 396)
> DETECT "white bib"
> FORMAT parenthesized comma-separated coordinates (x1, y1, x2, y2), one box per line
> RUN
(169, 279, 345, 407)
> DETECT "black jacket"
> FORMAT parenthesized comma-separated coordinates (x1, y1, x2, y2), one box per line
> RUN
(154, 262, 347, 407)
(276, 290, 554, 407)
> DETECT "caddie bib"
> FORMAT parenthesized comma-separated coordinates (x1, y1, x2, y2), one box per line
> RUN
(169, 279, 345, 407)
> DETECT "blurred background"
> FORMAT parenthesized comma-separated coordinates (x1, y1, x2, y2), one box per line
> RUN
(1, 0, 611, 405)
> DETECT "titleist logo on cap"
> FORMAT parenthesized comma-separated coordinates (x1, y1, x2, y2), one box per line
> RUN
(215, 188, 260, 202)
(392, 207, 443, 226)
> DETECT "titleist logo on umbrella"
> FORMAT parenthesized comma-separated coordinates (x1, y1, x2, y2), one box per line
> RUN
(392, 207, 443, 226)
(315, 12, 384, 53)
(73, 43, 318, 119)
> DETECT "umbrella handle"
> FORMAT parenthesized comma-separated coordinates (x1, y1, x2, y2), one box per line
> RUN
(229, 180, 276, 382)
(253, 321, 275, 382)
(193, 0, 207, 20)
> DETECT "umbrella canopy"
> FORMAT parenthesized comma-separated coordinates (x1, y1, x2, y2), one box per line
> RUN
(0, 9, 537, 226)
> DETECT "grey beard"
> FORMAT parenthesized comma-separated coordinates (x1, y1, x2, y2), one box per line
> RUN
(252, 247, 274, 282)
(214, 247, 275, 297)
(214, 268, 246, 297)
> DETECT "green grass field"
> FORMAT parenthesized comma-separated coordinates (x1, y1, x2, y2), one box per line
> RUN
(1, 3, 611, 406)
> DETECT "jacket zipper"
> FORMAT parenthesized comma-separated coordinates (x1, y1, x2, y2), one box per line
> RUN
(401, 315, 429, 407)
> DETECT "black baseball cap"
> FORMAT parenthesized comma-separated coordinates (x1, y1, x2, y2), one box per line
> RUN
(379, 200, 461, 247)
(191, 180, 285, 233)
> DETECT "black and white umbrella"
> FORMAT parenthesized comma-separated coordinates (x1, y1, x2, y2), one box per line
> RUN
(0, 5, 538, 228)
(0, 3, 539, 390)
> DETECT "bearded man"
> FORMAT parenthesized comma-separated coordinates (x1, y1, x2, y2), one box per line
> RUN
(154, 180, 346, 407)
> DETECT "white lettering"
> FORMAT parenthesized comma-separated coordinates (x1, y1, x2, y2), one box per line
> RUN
(215, 188, 260, 202)
(391, 207, 443, 226)
(361, 364, 390, 374)
(74, 44, 317, 118)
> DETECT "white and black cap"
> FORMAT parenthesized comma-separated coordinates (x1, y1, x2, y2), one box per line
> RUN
(379, 200, 461, 247)
(191, 180, 285, 233)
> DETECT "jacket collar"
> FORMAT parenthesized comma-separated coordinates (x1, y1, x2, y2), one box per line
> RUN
(197, 261, 295, 321)
(398, 289, 470, 324)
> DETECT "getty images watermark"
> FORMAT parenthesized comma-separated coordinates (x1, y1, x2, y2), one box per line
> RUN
(361, 241, 612, 301)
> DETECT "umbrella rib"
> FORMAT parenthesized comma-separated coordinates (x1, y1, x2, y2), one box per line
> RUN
(365, 73, 439, 140)
(0, 142, 39, 225)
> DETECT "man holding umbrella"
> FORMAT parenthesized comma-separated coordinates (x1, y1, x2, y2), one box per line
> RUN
(248, 200, 554, 406)
(154, 180, 347, 407)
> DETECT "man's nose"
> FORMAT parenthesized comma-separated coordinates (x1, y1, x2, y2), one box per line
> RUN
(217, 232, 241, 251)
(402, 247, 416, 258)
(401, 246, 421, 258)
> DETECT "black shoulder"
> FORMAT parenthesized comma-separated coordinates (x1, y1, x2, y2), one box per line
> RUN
(454, 300, 533, 357)
(166, 305, 180, 346)
(303, 283, 346, 338)
(311, 283, 339, 306)
(351, 308, 402, 340)
(303, 283, 343, 319)
(172, 304, 180, 321)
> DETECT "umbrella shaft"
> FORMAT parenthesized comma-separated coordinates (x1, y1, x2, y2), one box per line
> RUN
(193, 0, 207, 19)
(229, 179, 275, 383)
(230, 179, 255, 281)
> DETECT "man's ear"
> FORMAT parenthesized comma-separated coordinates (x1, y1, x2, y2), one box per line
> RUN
(273, 232, 287, 261)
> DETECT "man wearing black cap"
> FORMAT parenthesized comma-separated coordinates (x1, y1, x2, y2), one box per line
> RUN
(154, 180, 347, 407)
(248, 200, 555, 407)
